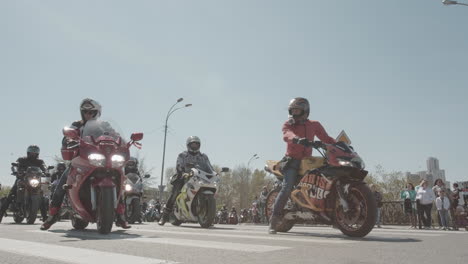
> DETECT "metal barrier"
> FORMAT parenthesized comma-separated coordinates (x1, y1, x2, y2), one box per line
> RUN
(381, 201, 440, 225)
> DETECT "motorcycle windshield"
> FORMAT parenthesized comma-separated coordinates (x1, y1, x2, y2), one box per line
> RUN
(126, 173, 140, 184)
(26, 166, 43, 177)
(81, 119, 124, 144)
(195, 164, 215, 174)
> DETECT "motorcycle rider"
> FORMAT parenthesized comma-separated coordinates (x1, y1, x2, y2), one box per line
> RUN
(0, 145, 47, 223)
(158, 136, 213, 225)
(268, 97, 336, 234)
(50, 162, 67, 184)
(125, 157, 140, 176)
(259, 186, 269, 223)
(41, 98, 130, 230)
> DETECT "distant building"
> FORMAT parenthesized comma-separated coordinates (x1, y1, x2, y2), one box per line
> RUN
(406, 157, 447, 187)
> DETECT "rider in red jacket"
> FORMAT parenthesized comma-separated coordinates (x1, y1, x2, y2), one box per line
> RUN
(269, 97, 336, 234)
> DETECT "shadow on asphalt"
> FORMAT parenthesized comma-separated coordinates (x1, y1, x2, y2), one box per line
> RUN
(175, 225, 237, 231)
(286, 231, 421, 243)
(48, 229, 142, 242)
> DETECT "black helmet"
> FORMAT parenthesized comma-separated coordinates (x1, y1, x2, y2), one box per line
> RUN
(186, 136, 201, 153)
(27, 145, 40, 159)
(288, 97, 310, 120)
(56, 162, 66, 172)
(80, 98, 102, 120)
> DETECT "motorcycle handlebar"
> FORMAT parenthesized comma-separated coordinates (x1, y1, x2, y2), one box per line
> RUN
(292, 137, 326, 149)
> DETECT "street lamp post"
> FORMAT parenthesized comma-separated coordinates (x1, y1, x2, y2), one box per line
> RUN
(443, 0, 468, 6)
(247, 154, 259, 168)
(159, 98, 192, 201)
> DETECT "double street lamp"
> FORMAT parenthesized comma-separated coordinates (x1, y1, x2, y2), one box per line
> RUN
(159, 98, 192, 200)
(443, 0, 468, 6)
(247, 154, 259, 168)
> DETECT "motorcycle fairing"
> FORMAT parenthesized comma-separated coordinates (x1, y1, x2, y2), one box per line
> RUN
(291, 172, 334, 212)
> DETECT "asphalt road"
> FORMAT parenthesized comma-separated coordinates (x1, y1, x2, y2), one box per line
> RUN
(0, 216, 467, 264)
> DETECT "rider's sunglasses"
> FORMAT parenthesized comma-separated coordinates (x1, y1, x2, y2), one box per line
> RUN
(82, 110, 97, 115)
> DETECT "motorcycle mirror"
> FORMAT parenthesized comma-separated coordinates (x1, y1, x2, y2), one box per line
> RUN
(11, 162, 18, 167)
(144, 174, 151, 178)
(48, 166, 55, 170)
(63, 127, 79, 139)
(130, 132, 144, 141)
(221, 167, 229, 173)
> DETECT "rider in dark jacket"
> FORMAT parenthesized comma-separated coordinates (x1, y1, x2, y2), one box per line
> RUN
(158, 136, 213, 225)
(41, 98, 130, 230)
(50, 162, 67, 184)
(0, 145, 47, 223)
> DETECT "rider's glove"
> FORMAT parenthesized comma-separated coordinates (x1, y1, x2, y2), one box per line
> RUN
(293, 137, 309, 147)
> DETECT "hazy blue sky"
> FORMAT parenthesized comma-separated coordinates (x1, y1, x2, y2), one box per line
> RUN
(1, 0, 467, 187)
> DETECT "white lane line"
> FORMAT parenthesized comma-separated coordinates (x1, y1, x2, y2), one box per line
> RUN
(0, 238, 177, 264)
(30, 231, 290, 253)
(136, 226, 441, 238)
(132, 228, 356, 244)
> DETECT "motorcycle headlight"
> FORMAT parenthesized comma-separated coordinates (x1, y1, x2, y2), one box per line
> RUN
(125, 184, 132, 192)
(338, 160, 353, 167)
(111, 155, 126, 168)
(29, 178, 40, 188)
(88, 153, 106, 167)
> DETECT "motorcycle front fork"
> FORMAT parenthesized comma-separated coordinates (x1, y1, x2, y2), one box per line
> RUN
(336, 181, 350, 213)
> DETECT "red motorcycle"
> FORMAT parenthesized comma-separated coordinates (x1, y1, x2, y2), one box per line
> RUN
(61, 120, 143, 234)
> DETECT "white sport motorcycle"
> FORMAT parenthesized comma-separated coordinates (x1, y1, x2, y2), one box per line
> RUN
(171, 164, 229, 228)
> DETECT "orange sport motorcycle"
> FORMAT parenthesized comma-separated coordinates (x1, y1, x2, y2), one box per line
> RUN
(264, 140, 376, 237)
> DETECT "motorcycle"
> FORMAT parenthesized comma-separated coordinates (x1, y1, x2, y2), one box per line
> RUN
(228, 211, 238, 225)
(124, 173, 150, 224)
(61, 119, 143, 234)
(250, 203, 260, 223)
(144, 201, 161, 222)
(239, 209, 249, 223)
(264, 140, 376, 237)
(11, 164, 53, 224)
(216, 209, 228, 224)
(170, 165, 229, 228)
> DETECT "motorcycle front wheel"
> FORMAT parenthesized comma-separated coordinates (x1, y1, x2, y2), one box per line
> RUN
(128, 199, 141, 224)
(26, 194, 41, 224)
(96, 187, 115, 234)
(197, 194, 216, 228)
(334, 183, 376, 237)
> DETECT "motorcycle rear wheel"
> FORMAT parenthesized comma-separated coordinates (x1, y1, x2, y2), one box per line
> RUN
(96, 187, 115, 234)
(334, 184, 376, 237)
(71, 215, 89, 230)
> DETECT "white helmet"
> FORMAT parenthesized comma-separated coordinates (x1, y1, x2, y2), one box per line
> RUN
(186, 136, 201, 153)
(80, 98, 102, 120)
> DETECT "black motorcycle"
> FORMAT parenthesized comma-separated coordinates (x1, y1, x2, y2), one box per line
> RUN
(11, 164, 53, 224)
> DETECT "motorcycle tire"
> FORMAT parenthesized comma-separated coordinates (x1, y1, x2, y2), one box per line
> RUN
(129, 199, 141, 224)
(334, 183, 376, 238)
(265, 188, 280, 224)
(13, 213, 24, 224)
(96, 187, 115, 234)
(275, 218, 295, 233)
(26, 195, 41, 224)
(197, 194, 216, 228)
(71, 215, 89, 230)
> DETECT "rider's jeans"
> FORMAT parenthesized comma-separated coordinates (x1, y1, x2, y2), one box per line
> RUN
(272, 159, 300, 217)
(50, 167, 70, 208)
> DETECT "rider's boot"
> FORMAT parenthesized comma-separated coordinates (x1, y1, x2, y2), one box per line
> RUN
(40, 207, 60, 230)
(115, 203, 131, 229)
(268, 215, 280, 234)
(158, 207, 171, 226)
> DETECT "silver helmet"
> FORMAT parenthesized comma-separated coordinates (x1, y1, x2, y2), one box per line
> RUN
(80, 98, 102, 120)
(186, 136, 201, 153)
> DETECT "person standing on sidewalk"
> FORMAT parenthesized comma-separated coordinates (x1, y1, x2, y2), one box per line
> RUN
(401, 183, 417, 228)
(416, 180, 436, 229)
(435, 189, 451, 230)
(371, 184, 383, 228)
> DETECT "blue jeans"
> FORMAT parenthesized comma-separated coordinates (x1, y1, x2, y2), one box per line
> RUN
(272, 159, 300, 217)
